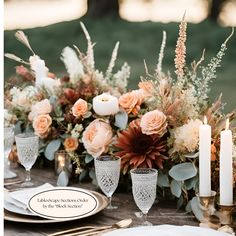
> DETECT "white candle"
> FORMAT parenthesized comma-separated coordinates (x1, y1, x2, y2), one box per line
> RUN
(220, 119, 233, 205)
(34, 59, 47, 86)
(199, 116, 211, 196)
(93, 93, 119, 116)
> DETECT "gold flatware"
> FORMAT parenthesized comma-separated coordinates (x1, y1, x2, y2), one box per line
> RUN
(4, 179, 23, 186)
(48, 226, 99, 236)
(48, 218, 132, 236)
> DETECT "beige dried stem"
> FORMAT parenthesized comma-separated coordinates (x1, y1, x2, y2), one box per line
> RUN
(174, 12, 187, 78)
(106, 41, 120, 78)
(156, 30, 167, 76)
(223, 27, 234, 46)
(192, 49, 205, 73)
(15, 31, 35, 55)
(80, 22, 95, 70)
(143, 59, 153, 78)
(4, 53, 30, 65)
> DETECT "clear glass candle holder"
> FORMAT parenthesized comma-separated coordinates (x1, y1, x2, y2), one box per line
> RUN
(54, 150, 72, 176)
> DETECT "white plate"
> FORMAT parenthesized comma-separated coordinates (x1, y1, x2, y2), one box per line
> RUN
(103, 225, 229, 236)
(4, 189, 109, 223)
(4, 200, 35, 216)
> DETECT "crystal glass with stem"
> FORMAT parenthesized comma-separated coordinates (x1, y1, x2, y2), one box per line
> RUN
(15, 133, 39, 187)
(4, 125, 17, 179)
(130, 168, 158, 226)
(94, 155, 121, 209)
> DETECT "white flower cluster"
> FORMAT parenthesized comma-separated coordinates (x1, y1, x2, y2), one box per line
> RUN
(10, 86, 38, 111)
(61, 46, 84, 84)
(113, 62, 130, 92)
(173, 119, 203, 153)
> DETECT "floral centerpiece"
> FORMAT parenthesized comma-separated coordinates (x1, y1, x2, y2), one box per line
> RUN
(5, 18, 236, 209)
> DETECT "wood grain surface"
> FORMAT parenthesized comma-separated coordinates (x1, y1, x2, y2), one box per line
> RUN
(4, 166, 199, 235)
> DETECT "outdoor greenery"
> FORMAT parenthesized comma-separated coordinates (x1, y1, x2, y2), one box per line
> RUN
(4, 17, 236, 112)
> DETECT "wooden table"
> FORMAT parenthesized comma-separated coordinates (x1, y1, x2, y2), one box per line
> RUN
(4, 166, 199, 236)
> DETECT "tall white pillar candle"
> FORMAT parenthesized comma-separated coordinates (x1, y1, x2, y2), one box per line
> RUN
(34, 59, 47, 86)
(220, 119, 233, 205)
(199, 116, 211, 196)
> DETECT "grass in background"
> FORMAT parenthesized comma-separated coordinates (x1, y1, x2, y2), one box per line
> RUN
(4, 17, 236, 112)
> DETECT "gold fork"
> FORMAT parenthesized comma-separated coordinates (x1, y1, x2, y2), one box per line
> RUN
(48, 219, 132, 236)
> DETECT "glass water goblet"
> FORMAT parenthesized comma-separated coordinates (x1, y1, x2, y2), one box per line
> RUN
(15, 133, 39, 187)
(130, 168, 158, 226)
(94, 155, 121, 209)
(4, 125, 17, 179)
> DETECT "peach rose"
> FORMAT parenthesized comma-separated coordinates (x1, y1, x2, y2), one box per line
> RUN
(82, 119, 113, 158)
(29, 99, 52, 121)
(138, 81, 154, 96)
(63, 137, 79, 152)
(119, 90, 142, 115)
(72, 98, 88, 117)
(33, 114, 52, 138)
(140, 110, 167, 136)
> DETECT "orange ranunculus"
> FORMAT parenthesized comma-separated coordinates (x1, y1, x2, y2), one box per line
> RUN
(82, 119, 113, 158)
(119, 90, 142, 115)
(72, 98, 88, 117)
(63, 137, 79, 152)
(140, 110, 167, 136)
(33, 114, 52, 138)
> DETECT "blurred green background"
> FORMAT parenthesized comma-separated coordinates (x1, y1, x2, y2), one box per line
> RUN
(4, 0, 236, 112)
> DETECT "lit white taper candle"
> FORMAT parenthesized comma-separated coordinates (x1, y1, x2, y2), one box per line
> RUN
(199, 116, 211, 196)
(220, 119, 233, 205)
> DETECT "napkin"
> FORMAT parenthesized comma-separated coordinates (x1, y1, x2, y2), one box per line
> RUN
(6, 183, 54, 210)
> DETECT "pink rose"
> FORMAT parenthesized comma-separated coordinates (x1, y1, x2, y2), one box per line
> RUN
(140, 110, 167, 136)
(29, 99, 52, 121)
(119, 90, 143, 115)
(82, 119, 113, 158)
(33, 114, 52, 138)
(72, 98, 88, 117)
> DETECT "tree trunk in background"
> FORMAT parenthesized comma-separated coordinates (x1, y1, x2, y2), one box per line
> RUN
(208, 0, 225, 22)
(87, 0, 120, 18)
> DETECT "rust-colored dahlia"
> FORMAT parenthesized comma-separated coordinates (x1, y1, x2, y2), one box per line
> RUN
(115, 119, 168, 174)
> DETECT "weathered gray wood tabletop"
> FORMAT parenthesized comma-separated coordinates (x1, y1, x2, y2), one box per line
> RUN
(4, 166, 199, 236)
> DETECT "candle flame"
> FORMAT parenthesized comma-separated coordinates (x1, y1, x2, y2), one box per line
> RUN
(204, 116, 207, 124)
(58, 155, 64, 162)
(225, 118, 229, 130)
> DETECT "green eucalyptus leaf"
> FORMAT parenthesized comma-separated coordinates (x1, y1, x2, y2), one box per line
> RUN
(85, 154, 94, 164)
(25, 124, 34, 133)
(177, 195, 184, 209)
(185, 176, 198, 190)
(83, 111, 92, 119)
(79, 170, 88, 182)
(157, 172, 170, 187)
(190, 196, 204, 222)
(49, 95, 57, 105)
(60, 133, 70, 139)
(184, 152, 199, 158)
(56, 117, 64, 122)
(170, 179, 182, 198)
(169, 162, 197, 181)
(44, 139, 61, 161)
(185, 200, 192, 212)
(89, 169, 96, 180)
(115, 110, 128, 129)
(14, 121, 23, 135)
